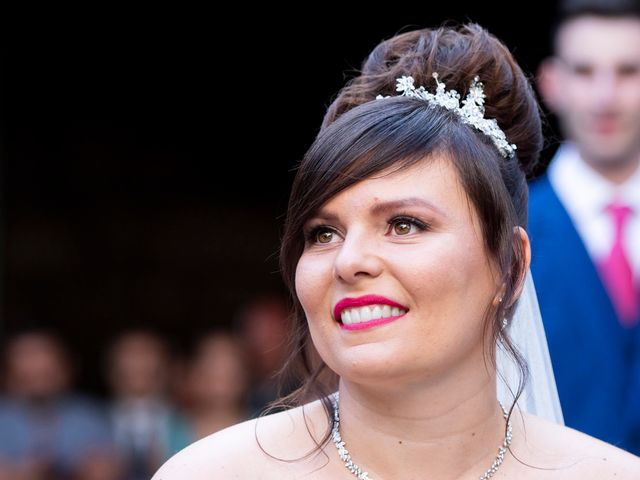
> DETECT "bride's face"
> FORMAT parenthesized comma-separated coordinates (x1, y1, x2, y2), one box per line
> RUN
(295, 156, 502, 386)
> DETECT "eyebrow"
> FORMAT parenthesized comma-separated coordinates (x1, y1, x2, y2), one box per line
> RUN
(370, 197, 446, 217)
(313, 197, 446, 222)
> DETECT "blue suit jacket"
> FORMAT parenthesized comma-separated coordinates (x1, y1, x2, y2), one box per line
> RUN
(529, 174, 640, 454)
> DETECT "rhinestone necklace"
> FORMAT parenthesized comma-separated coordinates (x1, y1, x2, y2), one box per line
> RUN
(330, 393, 513, 480)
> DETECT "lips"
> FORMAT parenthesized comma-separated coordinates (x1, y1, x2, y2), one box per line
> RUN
(333, 294, 409, 330)
(592, 121, 617, 135)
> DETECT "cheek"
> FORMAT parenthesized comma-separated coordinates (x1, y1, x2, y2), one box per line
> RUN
(556, 77, 592, 113)
(398, 238, 485, 293)
(295, 254, 332, 318)
(403, 239, 495, 325)
(622, 84, 640, 114)
(294, 255, 338, 367)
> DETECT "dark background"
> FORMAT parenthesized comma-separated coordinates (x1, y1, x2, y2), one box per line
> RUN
(3, 6, 559, 394)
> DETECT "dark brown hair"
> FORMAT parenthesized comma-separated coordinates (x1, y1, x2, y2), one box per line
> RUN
(275, 23, 543, 445)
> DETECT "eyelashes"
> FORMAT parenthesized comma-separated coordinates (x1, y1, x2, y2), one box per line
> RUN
(388, 216, 429, 236)
(303, 215, 431, 245)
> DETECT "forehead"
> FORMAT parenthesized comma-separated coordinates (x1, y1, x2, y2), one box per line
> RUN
(556, 16, 640, 65)
(318, 156, 467, 214)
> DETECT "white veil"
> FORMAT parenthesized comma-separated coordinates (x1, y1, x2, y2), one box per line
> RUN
(496, 270, 564, 424)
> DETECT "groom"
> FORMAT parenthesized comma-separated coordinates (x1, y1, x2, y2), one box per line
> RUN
(530, 0, 640, 453)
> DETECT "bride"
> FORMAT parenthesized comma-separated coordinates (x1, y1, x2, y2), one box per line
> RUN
(153, 24, 640, 479)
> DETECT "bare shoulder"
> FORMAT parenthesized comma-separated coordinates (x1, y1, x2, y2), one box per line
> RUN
(152, 400, 332, 480)
(515, 413, 640, 479)
(151, 417, 264, 480)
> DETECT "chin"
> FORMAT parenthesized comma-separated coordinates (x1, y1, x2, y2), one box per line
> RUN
(325, 348, 436, 387)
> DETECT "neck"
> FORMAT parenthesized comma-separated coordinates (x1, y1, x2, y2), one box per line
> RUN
(580, 151, 640, 185)
(336, 374, 506, 479)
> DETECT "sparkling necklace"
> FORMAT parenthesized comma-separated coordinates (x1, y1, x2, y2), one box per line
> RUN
(330, 393, 513, 480)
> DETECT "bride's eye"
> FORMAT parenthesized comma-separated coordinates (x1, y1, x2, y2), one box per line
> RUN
(316, 230, 334, 243)
(305, 225, 338, 244)
(393, 221, 412, 235)
(388, 216, 428, 236)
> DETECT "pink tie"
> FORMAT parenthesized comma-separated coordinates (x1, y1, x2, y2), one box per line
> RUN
(599, 202, 638, 327)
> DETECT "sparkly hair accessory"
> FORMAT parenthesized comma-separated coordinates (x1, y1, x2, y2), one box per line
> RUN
(376, 73, 517, 158)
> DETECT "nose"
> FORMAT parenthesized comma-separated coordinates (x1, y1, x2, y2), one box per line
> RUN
(333, 229, 384, 284)
(591, 71, 618, 109)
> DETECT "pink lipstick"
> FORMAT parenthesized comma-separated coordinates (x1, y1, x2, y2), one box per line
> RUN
(333, 295, 408, 331)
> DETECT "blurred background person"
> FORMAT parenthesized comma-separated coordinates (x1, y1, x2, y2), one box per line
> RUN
(0, 330, 120, 480)
(233, 295, 294, 415)
(181, 332, 249, 440)
(532, 0, 640, 453)
(105, 330, 191, 480)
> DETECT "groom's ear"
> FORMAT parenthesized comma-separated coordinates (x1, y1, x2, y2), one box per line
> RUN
(537, 57, 563, 114)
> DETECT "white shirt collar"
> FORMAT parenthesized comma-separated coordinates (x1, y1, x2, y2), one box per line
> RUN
(620, 157, 640, 211)
(549, 143, 640, 216)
